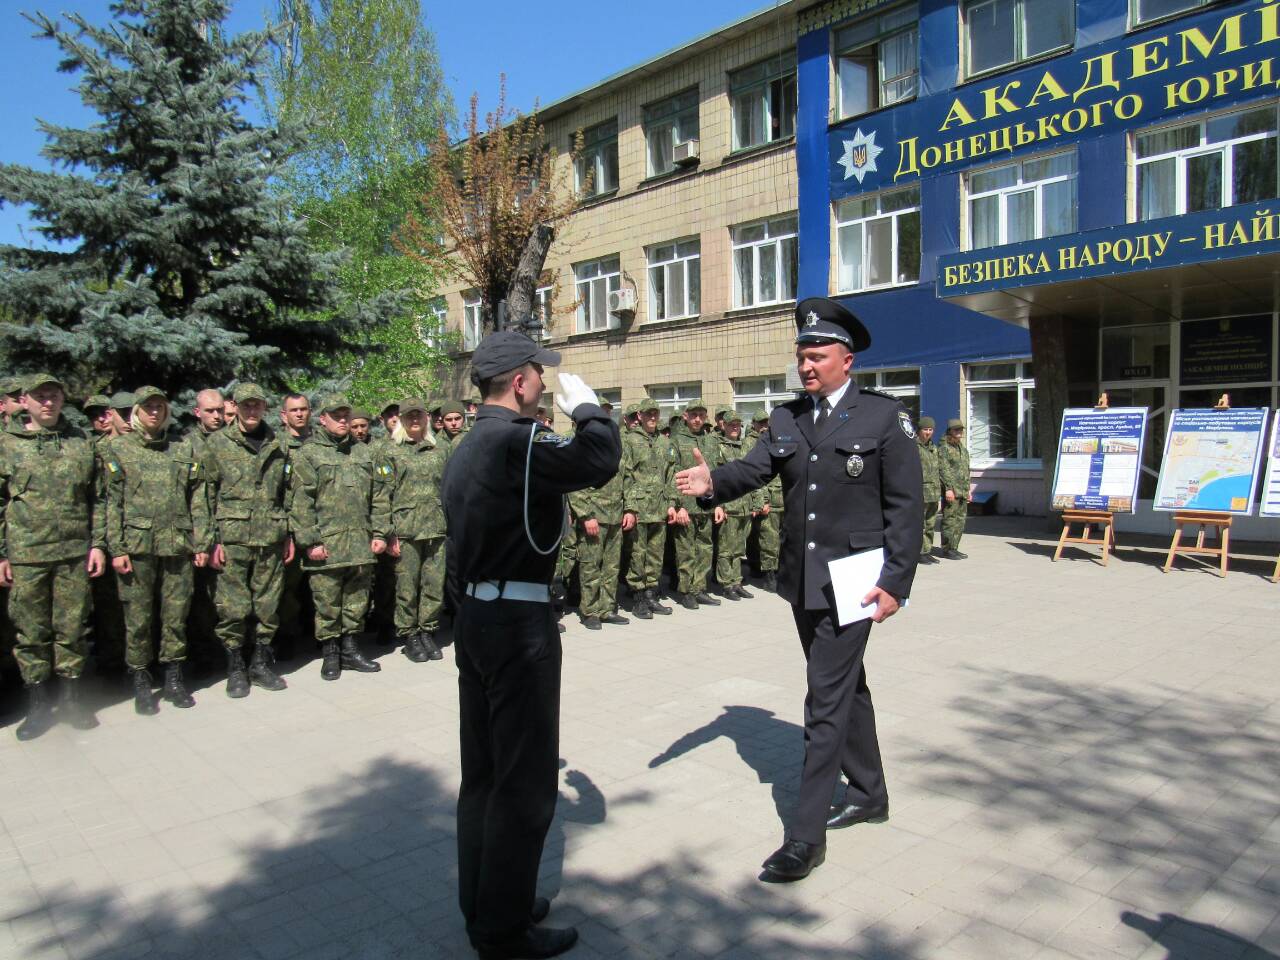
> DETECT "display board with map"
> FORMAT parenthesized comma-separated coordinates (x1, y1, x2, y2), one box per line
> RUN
(1153, 408, 1269, 515)
(1050, 408, 1148, 513)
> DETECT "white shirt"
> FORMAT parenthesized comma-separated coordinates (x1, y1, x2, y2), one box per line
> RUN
(812, 378, 852, 422)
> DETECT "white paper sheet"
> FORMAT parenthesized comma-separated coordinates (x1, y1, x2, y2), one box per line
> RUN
(828, 548, 886, 626)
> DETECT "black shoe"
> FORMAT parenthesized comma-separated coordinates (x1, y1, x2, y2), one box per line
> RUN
(761, 839, 826, 881)
(477, 924, 579, 960)
(320, 640, 341, 681)
(826, 799, 889, 830)
(694, 591, 720, 606)
(582, 615, 602, 630)
(679, 592, 698, 610)
(762, 572, 777, 591)
(531, 897, 550, 924)
(633, 595, 653, 620)
(16, 681, 56, 741)
(162, 663, 195, 708)
(602, 612, 629, 626)
(401, 635, 429, 663)
(721, 586, 741, 601)
(132, 669, 159, 716)
(249, 644, 287, 691)
(735, 585, 754, 599)
(420, 632, 444, 661)
(340, 635, 381, 673)
(226, 648, 251, 698)
(58, 677, 99, 730)
(646, 590, 672, 615)
(942, 549, 968, 560)
(918, 553, 938, 565)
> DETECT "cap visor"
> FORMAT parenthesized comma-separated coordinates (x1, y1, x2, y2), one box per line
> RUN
(532, 346, 561, 366)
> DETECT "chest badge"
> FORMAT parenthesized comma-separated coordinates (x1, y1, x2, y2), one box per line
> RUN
(846, 454, 865, 478)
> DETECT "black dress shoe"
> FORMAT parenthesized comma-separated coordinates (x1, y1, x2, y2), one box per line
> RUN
(679, 593, 698, 610)
(476, 924, 578, 960)
(722, 586, 741, 601)
(918, 552, 938, 565)
(826, 799, 889, 829)
(531, 896, 550, 924)
(582, 615, 602, 630)
(942, 549, 968, 560)
(694, 591, 720, 606)
(735, 585, 753, 599)
(761, 839, 825, 881)
(602, 612, 629, 625)
(761, 572, 777, 591)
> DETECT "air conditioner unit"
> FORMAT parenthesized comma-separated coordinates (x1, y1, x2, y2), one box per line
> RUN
(673, 139, 700, 166)
(608, 288, 636, 315)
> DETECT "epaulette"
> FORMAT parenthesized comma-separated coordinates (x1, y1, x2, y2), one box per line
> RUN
(859, 387, 896, 400)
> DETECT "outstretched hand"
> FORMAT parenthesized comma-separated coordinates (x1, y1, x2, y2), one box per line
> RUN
(674, 447, 713, 498)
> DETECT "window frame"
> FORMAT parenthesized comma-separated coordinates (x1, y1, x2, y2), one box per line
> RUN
(732, 376, 794, 418)
(646, 238, 702, 322)
(647, 382, 703, 421)
(964, 150, 1078, 250)
(574, 118, 619, 199)
(574, 255, 623, 334)
(1129, 0, 1212, 29)
(833, 4, 920, 121)
(962, 0, 1074, 80)
(731, 214, 799, 309)
(729, 53, 798, 151)
(462, 293, 483, 351)
(834, 185, 922, 293)
(964, 359, 1040, 467)
(643, 88, 700, 178)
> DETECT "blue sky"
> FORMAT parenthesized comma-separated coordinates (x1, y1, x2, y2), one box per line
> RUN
(0, 0, 772, 248)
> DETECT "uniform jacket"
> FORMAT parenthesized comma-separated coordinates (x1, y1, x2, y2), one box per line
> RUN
(939, 438, 972, 500)
(290, 426, 390, 569)
(569, 447, 625, 525)
(0, 415, 105, 564)
(102, 427, 208, 558)
(442, 403, 620, 591)
(200, 422, 291, 549)
(715, 435, 765, 517)
(705, 386, 924, 609)
(382, 435, 449, 541)
(918, 440, 942, 498)
(185, 425, 219, 461)
(621, 428, 677, 522)
(669, 421, 719, 515)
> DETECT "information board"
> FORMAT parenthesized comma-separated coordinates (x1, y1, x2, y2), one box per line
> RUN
(1260, 413, 1280, 518)
(1153, 408, 1269, 515)
(1050, 408, 1148, 514)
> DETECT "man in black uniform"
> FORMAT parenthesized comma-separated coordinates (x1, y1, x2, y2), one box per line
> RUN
(676, 297, 922, 882)
(442, 330, 620, 959)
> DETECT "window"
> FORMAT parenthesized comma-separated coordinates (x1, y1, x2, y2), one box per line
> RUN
(647, 239, 701, 321)
(966, 360, 1039, 462)
(1132, 0, 1211, 26)
(853, 368, 921, 420)
(730, 53, 797, 150)
(1100, 323, 1171, 381)
(835, 186, 921, 292)
(574, 256, 622, 333)
(419, 297, 448, 350)
(644, 89, 699, 177)
(463, 293, 482, 351)
(964, 0, 1072, 77)
(732, 215, 798, 308)
(1135, 104, 1279, 221)
(531, 284, 554, 339)
(733, 377, 794, 418)
(648, 382, 702, 420)
(574, 119, 619, 198)
(835, 5, 918, 119)
(967, 152, 1076, 249)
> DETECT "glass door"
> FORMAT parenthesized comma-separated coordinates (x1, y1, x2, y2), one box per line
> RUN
(1100, 381, 1169, 500)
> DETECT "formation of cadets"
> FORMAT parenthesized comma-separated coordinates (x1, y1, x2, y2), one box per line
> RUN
(0, 371, 970, 741)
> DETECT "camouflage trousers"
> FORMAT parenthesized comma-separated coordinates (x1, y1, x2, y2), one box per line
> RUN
(922, 493, 941, 553)
(942, 497, 968, 550)
(673, 515, 713, 594)
(577, 522, 622, 618)
(214, 544, 284, 651)
(715, 515, 750, 587)
(757, 509, 782, 572)
(311, 564, 373, 643)
(90, 569, 125, 670)
(11, 557, 91, 684)
(119, 554, 194, 669)
(394, 537, 445, 637)
(625, 521, 667, 592)
(555, 523, 578, 582)
(278, 555, 314, 645)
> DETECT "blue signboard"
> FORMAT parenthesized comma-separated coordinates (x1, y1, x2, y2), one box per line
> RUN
(828, 0, 1278, 199)
(1051, 408, 1149, 513)
(1153, 407, 1269, 514)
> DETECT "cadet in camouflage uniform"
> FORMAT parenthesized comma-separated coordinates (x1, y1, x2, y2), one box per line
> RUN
(290, 394, 390, 680)
(620, 399, 675, 619)
(109, 392, 135, 438)
(85, 395, 114, 441)
(713, 410, 761, 599)
(916, 416, 942, 564)
(278, 392, 313, 654)
(349, 409, 372, 444)
(669, 402, 722, 609)
(185, 389, 225, 661)
(381, 397, 448, 662)
(102, 387, 208, 714)
(0, 374, 106, 740)
(437, 399, 467, 449)
(569, 435, 628, 631)
(201, 384, 293, 698)
(938, 418, 971, 559)
(1, 377, 24, 424)
(747, 411, 785, 592)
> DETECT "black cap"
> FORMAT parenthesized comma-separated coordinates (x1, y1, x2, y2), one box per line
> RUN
(469, 330, 561, 386)
(794, 297, 871, 353)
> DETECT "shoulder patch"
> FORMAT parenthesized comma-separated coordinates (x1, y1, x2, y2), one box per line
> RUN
(861, 387, 896, 400)
(106, 460, 120, 474)
(898, 411, 916, 439)
(534, 431, 572, 448)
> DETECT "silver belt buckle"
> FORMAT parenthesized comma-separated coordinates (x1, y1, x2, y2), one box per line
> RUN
(473, 581, 500, 601)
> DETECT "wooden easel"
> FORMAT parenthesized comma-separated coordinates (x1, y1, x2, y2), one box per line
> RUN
(1271, 553, 1279, 583)
(1053, 395, 1117, 565)
(1162, 394, 1234, 578)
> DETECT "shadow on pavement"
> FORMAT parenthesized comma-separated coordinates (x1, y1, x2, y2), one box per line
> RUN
(1122, 910, 1279, 959)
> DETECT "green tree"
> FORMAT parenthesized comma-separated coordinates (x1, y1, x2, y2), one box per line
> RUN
(0, 0, 400, 400)
(266, 0, 454, 409)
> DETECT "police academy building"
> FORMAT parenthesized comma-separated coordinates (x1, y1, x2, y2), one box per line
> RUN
(797, 0, 1280, 527)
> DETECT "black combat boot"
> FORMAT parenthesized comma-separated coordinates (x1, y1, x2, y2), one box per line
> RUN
(58, 677, 99, 730)
(339, 634, 381, 673)
(679, 592, 698, 610)
(16, 681, 56, 741)
(162, 663, 195, 708)
(633, 593, 653, 620)
(420, 632, 444, 661)
(249, 644, 287, 691)
(320, 640, 341, 681)
(646, 589, 672, 615)
(762, 571, 777, 591)
(132, 669, 159, 716)
(225, 648, 250, 698)
(401, 634, 429, 663)
(694, 591, 721, 606)
(602, 611, 629, 626)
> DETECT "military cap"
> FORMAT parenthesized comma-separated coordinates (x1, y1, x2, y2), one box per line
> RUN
(751, 410, 770, 423)
(398, 397, 428, 416)
(720, 408, 743, 424)
(947, 418, 964, 431)
(469, 330, 560, 384)
(350, 409, 373, 422)
(110, 391, 136, 410)
(681, 401, 708, 415)
(637, 397, 660, 414)
(83, 394, 111, 411)
(918, 416, 935, 429)
(794, 296, 872, 353)
(233, 382, 267, 404)
(23, 372, 66, 394)
(380, 400, 400, 416)
(0, 377, 20, 396)
(714, 406, 735, 421)
(623, 402, 639, 417)
(440, 399, 466, 416)
(318, 393, 352, 415)
(133, 386, 167, 403)
(427, 398, 444, 415)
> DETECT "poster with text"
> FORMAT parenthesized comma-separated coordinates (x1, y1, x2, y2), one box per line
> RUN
(1050, 408, 1148, 514)
(1153, 408, 1269, 515)
(1260, 413, 1280, 518)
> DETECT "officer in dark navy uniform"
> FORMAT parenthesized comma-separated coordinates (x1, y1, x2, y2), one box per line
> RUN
(676, 297, 922, 882)
(442, 329, 620, 959)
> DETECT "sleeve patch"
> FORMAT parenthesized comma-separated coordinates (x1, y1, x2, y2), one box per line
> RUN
(106, 461, 120, 474)
(534, 432, 572, 447)
(898, 412, 916, 439)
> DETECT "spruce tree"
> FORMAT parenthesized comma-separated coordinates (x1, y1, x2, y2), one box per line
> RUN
(0, 0, 399, 397)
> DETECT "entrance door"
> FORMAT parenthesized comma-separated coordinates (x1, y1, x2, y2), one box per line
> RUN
(1100, 381, 1169, 500)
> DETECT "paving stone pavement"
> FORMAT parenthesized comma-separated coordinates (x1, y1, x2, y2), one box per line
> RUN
(1, 517, 1278, 960)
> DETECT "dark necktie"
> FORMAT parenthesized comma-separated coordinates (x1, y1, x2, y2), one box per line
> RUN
(816, 399, 830, 427)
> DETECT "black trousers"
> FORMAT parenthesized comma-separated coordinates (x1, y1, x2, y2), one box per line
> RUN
(455, 595, 562, 944)
(789, 608, 887, 845)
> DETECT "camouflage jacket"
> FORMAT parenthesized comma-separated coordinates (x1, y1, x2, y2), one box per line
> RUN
(939, 438, 972, 500)
(289, 427, 390, 569)
(200, 422, 291, 549)
(0, 415, 105, 564)
(382, 436, 449, 541)
(184, 424, 220, 462)
(102, 427, 209, 558)
(918, 440, 942, 498)
(568, 450, 625, 525)
(715, 435, 765, 517)
(621, 428, 677, 522)
(669, 422, 720, 515)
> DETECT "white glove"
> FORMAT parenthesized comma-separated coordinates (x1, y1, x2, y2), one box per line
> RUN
(554, 372, 599, 419)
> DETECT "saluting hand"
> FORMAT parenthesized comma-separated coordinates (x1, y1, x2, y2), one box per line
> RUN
(675, 447, 713, 497)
